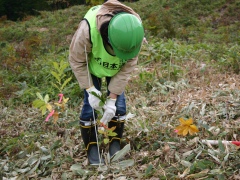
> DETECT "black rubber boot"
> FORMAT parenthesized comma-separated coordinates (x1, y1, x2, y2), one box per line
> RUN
(108, 119, 124, 158)
(80, 120, 104, 165)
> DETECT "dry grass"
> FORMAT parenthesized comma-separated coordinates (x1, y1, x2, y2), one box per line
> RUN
(1, 59, 240, 179)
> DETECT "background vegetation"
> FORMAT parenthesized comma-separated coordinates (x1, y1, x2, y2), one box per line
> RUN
(0, 0, 137, 20)
(0, 0, 240, 179)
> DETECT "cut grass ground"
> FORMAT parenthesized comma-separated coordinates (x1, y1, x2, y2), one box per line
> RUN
(1, 60, 240, 179)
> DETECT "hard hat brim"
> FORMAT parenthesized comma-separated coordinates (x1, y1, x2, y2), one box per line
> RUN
(113, 43, 142, 60)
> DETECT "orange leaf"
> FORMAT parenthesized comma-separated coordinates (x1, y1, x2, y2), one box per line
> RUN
(180, 117, 193, 126)
(175, 118, 199, 136)
(189, 125, 199, 135)
(53, 111, 59, 124)
(182, 127, 189, 136)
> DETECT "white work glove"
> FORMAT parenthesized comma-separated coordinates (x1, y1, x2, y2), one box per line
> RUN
(86, 86, 102, 110)
(100, 98, 116, 125)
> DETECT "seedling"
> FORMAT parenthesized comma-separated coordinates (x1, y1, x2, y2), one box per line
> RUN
(32, 60, 71, 123)
(89, 91, 118, 145)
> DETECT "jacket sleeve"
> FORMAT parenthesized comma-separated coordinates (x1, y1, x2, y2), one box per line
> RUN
(108, 56, 138, 95)
(69, 20, 93, 89)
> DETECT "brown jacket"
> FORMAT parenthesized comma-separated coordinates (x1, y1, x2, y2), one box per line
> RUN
(69, 0, 142, 95)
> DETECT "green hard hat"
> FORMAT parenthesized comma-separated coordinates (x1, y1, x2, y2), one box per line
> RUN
(108, 13, 144, 60)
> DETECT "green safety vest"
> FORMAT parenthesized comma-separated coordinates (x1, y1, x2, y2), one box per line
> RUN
(84, 5, 127, 78)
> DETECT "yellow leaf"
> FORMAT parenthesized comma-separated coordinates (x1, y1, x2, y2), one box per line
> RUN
(98, 129, 105, 134)
(54, 102, 65, 111)
(54, 103, 62, 107)
(108, 126, 116, 132)
(46, 103, 52, 112)
(63, 97, 69, 103)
